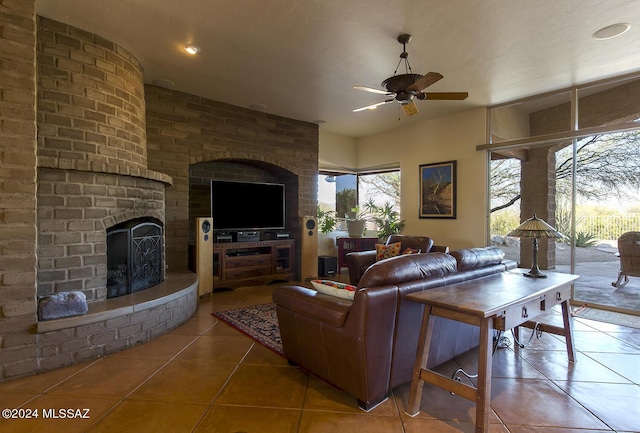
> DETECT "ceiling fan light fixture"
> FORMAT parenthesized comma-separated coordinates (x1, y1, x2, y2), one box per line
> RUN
(593, 23, 631, 40)
(182, 44, 201, 55)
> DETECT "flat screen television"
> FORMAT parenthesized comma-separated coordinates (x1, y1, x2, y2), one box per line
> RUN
(211, 180, 286, 231)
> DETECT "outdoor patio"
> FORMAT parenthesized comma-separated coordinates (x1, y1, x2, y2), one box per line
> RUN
(500, 242, 640, 315)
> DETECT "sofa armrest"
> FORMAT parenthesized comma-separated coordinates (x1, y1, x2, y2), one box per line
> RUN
(346, 250, 377, 285)
(273, 283, 399, 409)
(431, 244, 449, 253)
(272, 285, 352, 328)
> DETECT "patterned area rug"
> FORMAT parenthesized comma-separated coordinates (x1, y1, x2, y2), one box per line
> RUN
(213, 303, 283, 356)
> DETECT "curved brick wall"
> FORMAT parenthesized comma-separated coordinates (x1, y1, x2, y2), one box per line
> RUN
(37, 17, 147, 173)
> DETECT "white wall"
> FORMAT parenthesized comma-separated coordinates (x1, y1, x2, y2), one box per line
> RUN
(356, 108, 489, 249)
(319, 130, 358, 171)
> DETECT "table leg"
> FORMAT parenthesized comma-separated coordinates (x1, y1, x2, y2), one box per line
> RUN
(475, 317, 494, 433)
(406, 305, 435, 416)
(560, 300, 576, 362)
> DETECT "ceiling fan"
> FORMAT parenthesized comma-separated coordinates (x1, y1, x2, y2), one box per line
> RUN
(353, 34, 468, 116)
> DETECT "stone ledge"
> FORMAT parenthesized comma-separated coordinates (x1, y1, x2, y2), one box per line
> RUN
(36, 272, 198, 333)
(38, 158, 173, 186)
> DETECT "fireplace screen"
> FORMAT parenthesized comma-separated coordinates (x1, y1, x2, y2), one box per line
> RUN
(107, 218, 163, 299)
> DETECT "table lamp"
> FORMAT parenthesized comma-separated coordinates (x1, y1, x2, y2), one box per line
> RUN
(507, 214, 564, 278)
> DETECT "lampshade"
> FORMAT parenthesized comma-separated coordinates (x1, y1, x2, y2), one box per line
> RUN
(507, 214, 564, 239)
(507, 214, 564, 278)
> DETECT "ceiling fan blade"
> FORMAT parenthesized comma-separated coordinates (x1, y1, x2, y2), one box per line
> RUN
(353, 99, 394, 112)
(353, 85, 395, 96)
(406, 72, 444, 92)
(418, 92, 469, 100)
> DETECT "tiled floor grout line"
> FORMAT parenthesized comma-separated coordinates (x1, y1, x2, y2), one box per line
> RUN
(78, 332, 206, 432)
(188, 335, 258, 433)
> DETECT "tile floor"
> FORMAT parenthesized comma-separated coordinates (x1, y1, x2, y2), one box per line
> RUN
(1, 282, 639, 433)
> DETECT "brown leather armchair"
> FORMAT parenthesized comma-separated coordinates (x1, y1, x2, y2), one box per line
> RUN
(346, 234, 448, 285)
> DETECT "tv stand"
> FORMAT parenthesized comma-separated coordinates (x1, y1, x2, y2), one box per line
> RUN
(213, 240, 295, 290)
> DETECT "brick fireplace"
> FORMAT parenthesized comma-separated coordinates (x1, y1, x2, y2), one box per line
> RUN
(0, 7, 318, 381)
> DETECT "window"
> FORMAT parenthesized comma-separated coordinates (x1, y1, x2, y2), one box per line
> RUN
(486, 73, 640, 315)
(318, 170, 401, 233)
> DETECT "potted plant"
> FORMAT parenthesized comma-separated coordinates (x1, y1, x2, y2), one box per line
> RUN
(317, 207, 337, 233)
(364, 199, 405, 242)
(345, 206, 369, 238)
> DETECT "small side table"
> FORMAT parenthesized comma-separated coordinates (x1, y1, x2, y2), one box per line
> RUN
(336, 237, 378, 274)
(405, 271, 579, 433)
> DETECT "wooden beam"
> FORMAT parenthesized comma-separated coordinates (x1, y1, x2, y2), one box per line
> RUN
(490, 148, 528, 161)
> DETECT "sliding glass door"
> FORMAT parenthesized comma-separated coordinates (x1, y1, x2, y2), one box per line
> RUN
(559, 132, 640, 314)
(488, 73, 640, 316)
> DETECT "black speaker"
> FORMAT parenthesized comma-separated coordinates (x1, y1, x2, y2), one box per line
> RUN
(318, 255, 337, 278)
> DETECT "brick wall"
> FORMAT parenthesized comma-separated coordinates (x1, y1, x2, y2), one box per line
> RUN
(36, 167, 167, 301)
(34, 17, 171, 302)
(0, 0, 39, 379)
(37, 17, 147, 173)
(145, 85, 319, 271)
(530, 79, 640, 136)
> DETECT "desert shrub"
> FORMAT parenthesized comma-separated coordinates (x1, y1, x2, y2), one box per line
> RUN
(490, 209, 520, 236)
(575, 231, 597, 247)
(555, 206, 572, 242)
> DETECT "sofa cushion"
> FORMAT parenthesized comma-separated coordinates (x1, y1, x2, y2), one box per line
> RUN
(450, 247, 505, 271)
(311, 279, 357, 300)
(358, 252, 457, 288)
(375, 242, 401, 261)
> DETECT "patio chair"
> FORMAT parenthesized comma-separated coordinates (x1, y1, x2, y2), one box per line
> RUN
(612, 231, 640, 288)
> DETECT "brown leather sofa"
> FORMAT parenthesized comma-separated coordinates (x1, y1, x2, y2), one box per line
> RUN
(272, 247, 516, 411)
(346, 234, 449, 285)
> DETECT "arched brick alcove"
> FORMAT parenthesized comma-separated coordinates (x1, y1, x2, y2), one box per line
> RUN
(145, 85, 319, 272)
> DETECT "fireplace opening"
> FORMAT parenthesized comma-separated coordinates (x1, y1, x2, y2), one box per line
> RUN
(107, 217, 164, 299)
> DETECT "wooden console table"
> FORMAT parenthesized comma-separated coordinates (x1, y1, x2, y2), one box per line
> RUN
(405, 270, 579, 433)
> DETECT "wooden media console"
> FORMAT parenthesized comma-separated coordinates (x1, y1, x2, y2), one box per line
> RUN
(213, 240, 296, 290)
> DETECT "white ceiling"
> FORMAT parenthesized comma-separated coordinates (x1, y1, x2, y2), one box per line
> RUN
(36, 0, 640, 138)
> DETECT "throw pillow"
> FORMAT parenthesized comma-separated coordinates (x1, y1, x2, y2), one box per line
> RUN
(310, 279, 357, 300)
(402, 247, 421, 255)
(375, 242, 401, 261)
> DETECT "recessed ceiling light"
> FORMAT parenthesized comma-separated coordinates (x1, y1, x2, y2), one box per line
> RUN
(593, 23, 631, 40)
(152, 79, 175, 89)
(182, 44, 201, 55)
(249, 103, 268, 111)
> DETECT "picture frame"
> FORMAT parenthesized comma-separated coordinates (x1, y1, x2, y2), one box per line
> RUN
(419, 160, 457, 219)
